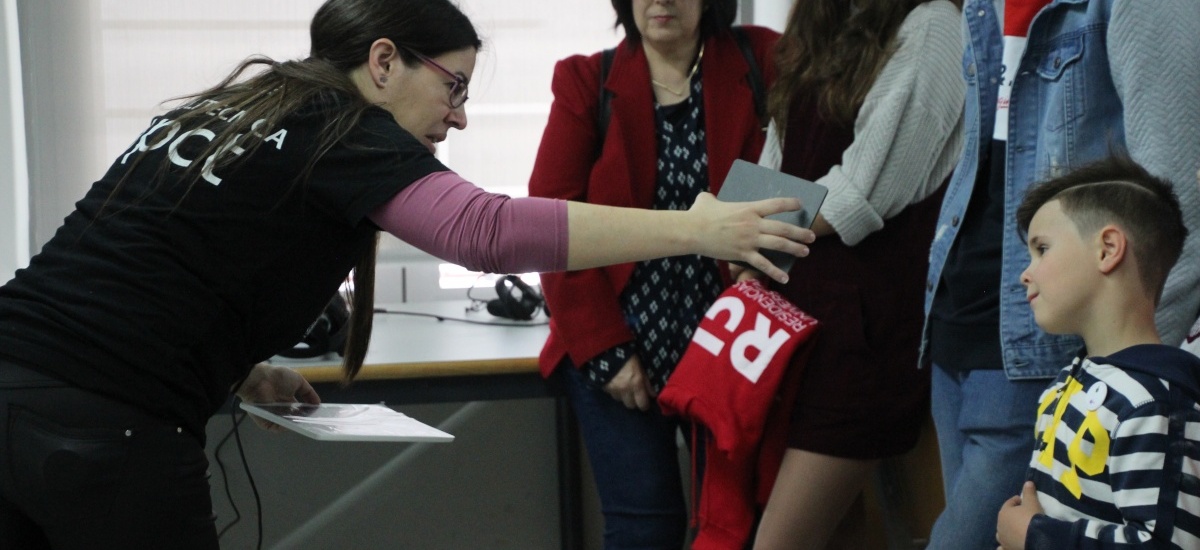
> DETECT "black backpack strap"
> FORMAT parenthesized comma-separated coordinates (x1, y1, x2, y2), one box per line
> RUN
(596, 47, 616, 152)
(730, 26, 767, 129)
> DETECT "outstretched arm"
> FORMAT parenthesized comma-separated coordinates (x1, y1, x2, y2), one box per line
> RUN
(564, 192, 810, 283)
(369, 173, 813, 284)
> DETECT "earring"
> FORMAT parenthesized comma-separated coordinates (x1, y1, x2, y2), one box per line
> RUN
(379, 75, 388, 84)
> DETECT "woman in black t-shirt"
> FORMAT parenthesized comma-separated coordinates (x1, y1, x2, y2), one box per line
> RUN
(0, 0, 814, 548)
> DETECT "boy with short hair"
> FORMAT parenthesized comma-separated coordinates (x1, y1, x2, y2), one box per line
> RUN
(995, 155, 1200, 549)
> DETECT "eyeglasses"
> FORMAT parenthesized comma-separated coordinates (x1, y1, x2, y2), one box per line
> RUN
(409, 50, 469, 109)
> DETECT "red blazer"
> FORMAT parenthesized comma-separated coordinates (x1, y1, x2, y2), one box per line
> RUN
(529, 26, 779, 377)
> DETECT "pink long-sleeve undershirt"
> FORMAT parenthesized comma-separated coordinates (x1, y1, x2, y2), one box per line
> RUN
(367, 171, 569, 274)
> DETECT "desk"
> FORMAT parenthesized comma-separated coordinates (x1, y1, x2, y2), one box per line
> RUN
(278, 301, 549, 384)
(267, 301, 581, 550)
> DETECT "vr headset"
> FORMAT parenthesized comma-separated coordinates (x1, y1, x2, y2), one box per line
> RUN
(276, 293, 350, 359)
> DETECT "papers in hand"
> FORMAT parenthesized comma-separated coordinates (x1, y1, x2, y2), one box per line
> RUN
(717, 159, 828, 273)
(239, 402, 454, 443)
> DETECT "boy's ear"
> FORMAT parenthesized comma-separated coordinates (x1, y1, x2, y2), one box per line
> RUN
(1096, 224, 1127, 275)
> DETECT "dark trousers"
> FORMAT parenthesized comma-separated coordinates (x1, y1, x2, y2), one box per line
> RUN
(0, 361, 218, 550)
(557, 361, 690, 550)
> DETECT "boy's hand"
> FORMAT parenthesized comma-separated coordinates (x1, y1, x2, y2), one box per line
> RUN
(996, 481, 1043, 550)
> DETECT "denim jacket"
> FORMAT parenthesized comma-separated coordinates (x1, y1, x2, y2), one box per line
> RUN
(923, 0, 1200, 379)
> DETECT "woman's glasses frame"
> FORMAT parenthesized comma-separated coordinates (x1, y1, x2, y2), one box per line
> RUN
(408, 50, 469, 109)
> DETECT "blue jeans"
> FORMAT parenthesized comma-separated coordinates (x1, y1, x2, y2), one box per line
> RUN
(926, 365, 1047, 550)
(558, 362, 688, 550)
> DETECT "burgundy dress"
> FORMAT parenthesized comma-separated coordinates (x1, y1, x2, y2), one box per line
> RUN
(774, 93, 942, 459)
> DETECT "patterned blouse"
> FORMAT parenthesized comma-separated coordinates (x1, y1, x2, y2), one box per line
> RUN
(584, 71, 724, 392)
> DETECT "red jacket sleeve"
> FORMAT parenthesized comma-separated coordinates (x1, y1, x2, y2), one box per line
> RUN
(528, 53, 636, 373)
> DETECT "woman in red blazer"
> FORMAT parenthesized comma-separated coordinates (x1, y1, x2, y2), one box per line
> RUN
(528, 0, 777, 547)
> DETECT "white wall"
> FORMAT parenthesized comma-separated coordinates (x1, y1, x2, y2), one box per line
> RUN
(751, 0, 792, 31)
(17, 0, 108, 259)
(0, 0, 29, 278)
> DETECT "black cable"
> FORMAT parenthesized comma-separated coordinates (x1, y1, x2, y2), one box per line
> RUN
(373, 307, 548, 326)
(231, 397, 264, 550)
(464, 276, 491, 313)
(215, 406, 245, 538)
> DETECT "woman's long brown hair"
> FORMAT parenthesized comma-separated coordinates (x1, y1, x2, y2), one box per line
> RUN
(767, 0, 937, 129)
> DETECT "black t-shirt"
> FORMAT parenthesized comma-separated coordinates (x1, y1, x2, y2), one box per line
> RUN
(928, 140, 1006, 370)
(0, 96, 447, 438)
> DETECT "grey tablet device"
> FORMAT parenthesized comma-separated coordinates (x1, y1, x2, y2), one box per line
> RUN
(716, 159, 828, 273)
(240, 402, 454, 443)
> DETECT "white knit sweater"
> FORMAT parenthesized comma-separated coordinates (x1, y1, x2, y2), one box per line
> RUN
(1109, 0, 1200, 347)
(759, 0, 965, 246)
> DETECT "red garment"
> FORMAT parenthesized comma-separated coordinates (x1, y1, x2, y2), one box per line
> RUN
(1004, 0, 1053, 36)
(528, 27, 780, 377)
(658, 279, 820, 549)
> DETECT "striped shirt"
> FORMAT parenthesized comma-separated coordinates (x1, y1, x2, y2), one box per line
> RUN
(1026, 344, 1200, 549)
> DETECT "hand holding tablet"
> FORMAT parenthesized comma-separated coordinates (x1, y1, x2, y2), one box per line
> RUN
(240, 402, 454, 442)
(717, 159, 828, 274)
